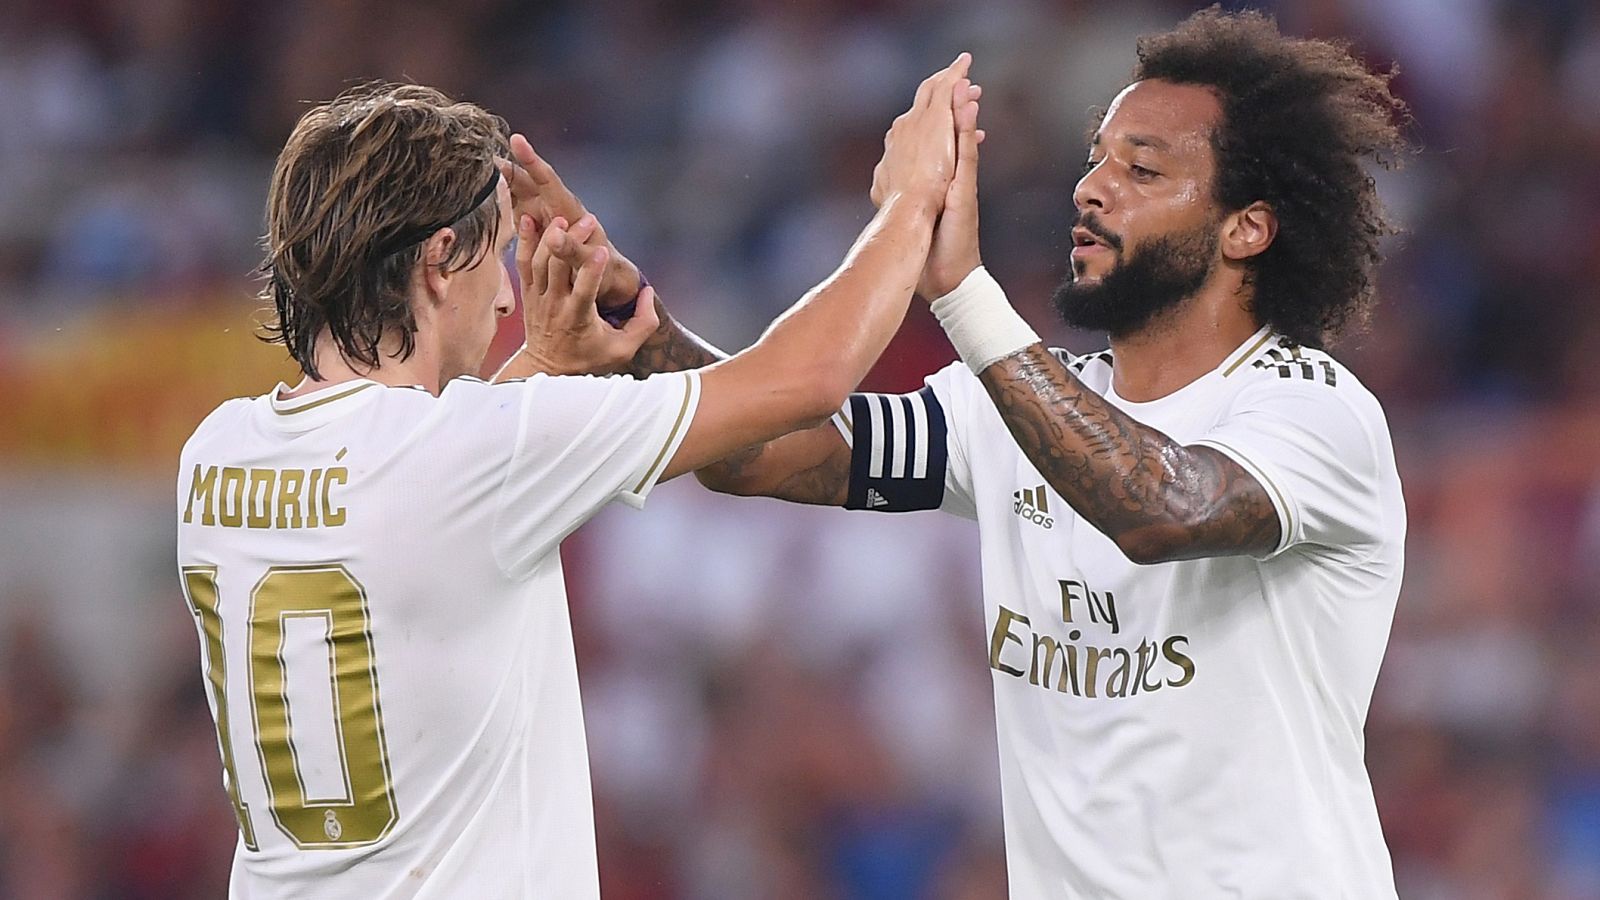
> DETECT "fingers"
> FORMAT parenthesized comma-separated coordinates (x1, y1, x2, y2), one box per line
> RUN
(509, 133, 559, 187)
(946, 117, 981, 212)
(952, 78, 981, 114)
(914, 51, 971, 109)
(525, 215, 568, 295)
(507, 132, 590, 225)
(955, 111, 981, 173)
(928, 53, 972, 106)
(567, 214, 598, 246)
(948, 51, 973, 83)
(547, 233, 574, 295)
(568, 243, 608, 312)
(612, 285, 660, 354)
(954, 94, 981, 137)
(499, 158, 538, 211)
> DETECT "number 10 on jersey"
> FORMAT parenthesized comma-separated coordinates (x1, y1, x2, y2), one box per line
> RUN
(181, 564, 398, 849)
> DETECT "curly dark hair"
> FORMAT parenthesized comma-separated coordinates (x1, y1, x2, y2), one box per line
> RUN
(260, 83, 509, 378)
(1132, 7, 1410, 348)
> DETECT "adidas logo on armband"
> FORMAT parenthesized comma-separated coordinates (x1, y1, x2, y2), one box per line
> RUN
(865, 488, 889, 509)
(1012, 485, 1054, 529)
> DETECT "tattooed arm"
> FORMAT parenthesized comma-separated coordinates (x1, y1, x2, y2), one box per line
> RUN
(625, 294, 850, 505)
(979, 345, 1280, 563)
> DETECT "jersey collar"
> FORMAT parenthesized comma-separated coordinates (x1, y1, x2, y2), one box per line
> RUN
(268, 379, 382, 417)
(1217, 325, 1276, 378)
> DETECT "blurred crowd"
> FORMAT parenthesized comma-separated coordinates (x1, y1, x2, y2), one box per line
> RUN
(1, 0, 1599, 896)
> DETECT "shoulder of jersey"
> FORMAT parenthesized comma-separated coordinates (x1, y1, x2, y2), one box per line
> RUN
(1054, 346, 1114, 375)
(1232, 335, 1356, 391)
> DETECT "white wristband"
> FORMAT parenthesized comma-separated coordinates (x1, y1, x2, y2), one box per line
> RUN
(929, 266, 1041, 374)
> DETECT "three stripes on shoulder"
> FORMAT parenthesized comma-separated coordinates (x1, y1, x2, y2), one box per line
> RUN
(1252, 344, 1337, 386)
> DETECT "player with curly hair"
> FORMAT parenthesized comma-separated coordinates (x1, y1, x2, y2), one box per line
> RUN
(515, 8, 1412, 894)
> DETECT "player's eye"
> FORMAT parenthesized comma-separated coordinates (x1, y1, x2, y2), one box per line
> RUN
(1130, 164, 1159, 180)
(1081, 158, 1102, 176)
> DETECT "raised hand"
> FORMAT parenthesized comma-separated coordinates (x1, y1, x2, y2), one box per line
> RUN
(869, 53, 973, 213)
(919, 74, 984, 300)
(498, 135, 642, 311)
(511, 214, 658, 376)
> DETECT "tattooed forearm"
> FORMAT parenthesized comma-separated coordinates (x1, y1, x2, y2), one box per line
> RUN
(627, 296, 851, 505)
(695, 433, 851, 506)
(979, 345, 1280, 562)
(625, 296, 725, 378)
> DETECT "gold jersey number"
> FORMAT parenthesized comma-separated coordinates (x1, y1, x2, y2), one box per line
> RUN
(182, 564, 398, 849)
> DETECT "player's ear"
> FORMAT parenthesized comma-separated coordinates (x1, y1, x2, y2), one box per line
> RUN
(419, 228, 456, 302)
(1220, 201, 1276, 261)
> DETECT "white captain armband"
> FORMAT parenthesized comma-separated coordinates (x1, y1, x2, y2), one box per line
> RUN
(837, 386, 948, 512)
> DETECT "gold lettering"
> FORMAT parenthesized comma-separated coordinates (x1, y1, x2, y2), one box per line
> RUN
(219, 467, 247, 527)
(322, 467, 348, 527)
(1059, 580, 1084, 624)
(306, 469, 322, 528)
(1134, 639, 1163, 694)
(276, 469, 306, 529)
(988, 606, 1029, 677)
(1089, 589, 1119, 634)
(184, 464, 218, 526)
(1029, 633, 1059, 687)
(247, 469, 276, 529)
(1060, 641, 1080, 695)
(1082, 646, 1112, 698)
(1105, 648, 1133, 697)
(1163, 636, 1196, 688)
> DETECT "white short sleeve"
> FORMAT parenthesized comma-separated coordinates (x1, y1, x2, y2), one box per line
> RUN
(1191, 378, 1390, 561)
(926, 362, 979, 520)
(492, 371, 699, 577)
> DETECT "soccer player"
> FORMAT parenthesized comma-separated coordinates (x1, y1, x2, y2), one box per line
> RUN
(511, 9, 1410, 897)
(176, 59, 978, 897)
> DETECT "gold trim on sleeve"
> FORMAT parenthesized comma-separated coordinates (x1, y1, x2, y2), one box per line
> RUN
(632, 375, 694, 494)
(1195, 437, 1295, 549)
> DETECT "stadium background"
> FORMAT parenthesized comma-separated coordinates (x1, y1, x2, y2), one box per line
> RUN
(1, 0, 1597, 896)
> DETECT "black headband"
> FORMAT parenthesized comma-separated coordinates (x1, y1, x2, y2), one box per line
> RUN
(376, 169, 500, 258)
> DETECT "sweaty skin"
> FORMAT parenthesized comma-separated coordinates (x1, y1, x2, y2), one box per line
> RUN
(503, 77, 1282, 562)
(978, 345, 1279, 563)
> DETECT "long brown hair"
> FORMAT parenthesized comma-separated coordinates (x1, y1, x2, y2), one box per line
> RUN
(260, 83, 509, 378)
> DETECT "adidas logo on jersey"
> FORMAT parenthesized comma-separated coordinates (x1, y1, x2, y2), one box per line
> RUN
(1012, 485, 1054, 529)
(865, 488, 889, 508)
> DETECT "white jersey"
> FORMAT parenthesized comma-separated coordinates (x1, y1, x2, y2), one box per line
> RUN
(840, 327, 1404, 898)
(175, 371, 699, 899)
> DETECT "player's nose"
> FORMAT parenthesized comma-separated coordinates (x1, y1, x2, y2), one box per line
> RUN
(495, 267, 515, 318)
(1073, 163, 1112, 215)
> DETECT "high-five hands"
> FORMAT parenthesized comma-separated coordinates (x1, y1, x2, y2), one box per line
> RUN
(497, 136, 642, 313)
(870, 53, 976, 214)
(511, 213, 658, 376)
(870, 55, 985, 300)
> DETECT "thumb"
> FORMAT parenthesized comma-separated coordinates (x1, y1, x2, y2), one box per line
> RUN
(944, 109, 981, 220)
(613, 286, 660, 355)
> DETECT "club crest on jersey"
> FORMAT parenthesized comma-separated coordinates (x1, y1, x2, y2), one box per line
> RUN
(1012, 485, 1054, 529)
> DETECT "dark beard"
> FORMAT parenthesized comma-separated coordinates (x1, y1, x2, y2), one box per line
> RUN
(1051, 218, 1219, 339)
